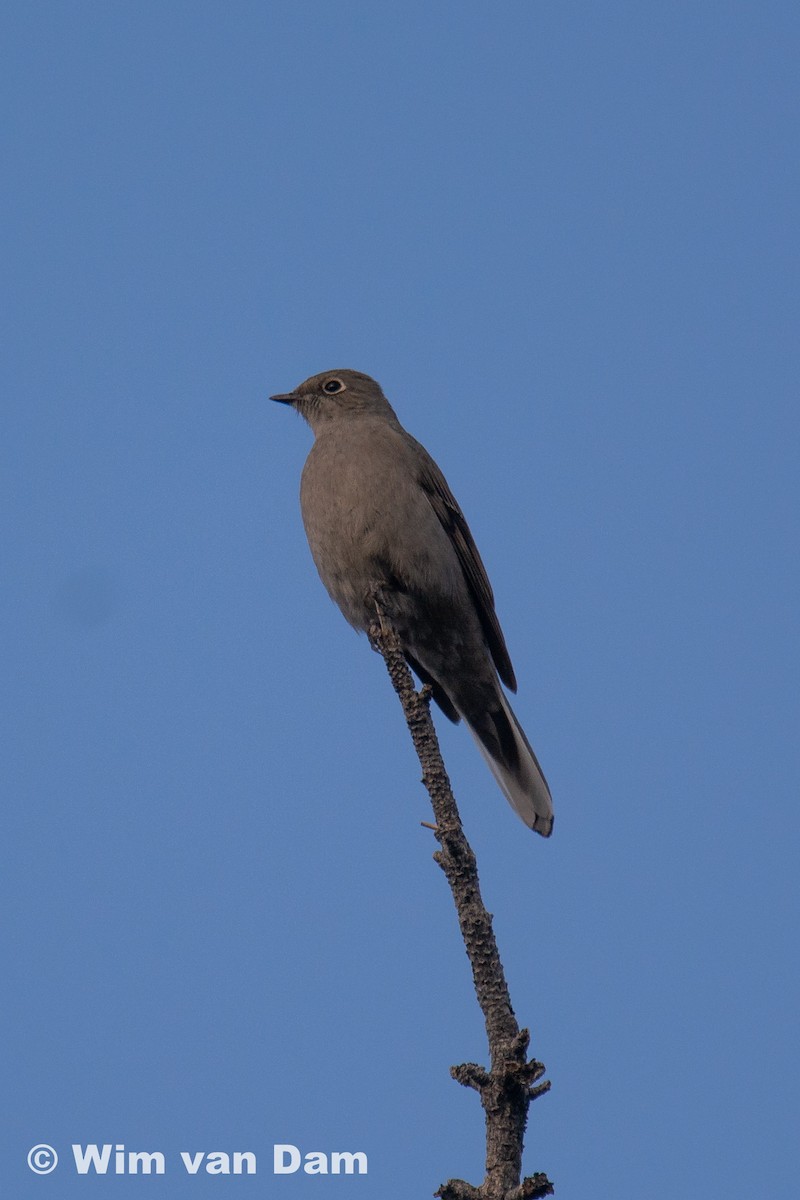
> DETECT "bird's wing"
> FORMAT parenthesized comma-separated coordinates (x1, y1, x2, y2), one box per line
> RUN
(413, 437, 517, 692)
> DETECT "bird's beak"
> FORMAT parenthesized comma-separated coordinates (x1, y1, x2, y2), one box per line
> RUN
(270, 391, 298, 405)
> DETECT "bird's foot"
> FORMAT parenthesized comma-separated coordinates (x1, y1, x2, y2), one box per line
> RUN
(367, 583, 392, 650)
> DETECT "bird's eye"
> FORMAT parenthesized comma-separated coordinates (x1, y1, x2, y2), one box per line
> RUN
(323, 378, 345, 394)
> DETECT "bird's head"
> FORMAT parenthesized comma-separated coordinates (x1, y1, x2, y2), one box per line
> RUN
(270, 369, 397, 433)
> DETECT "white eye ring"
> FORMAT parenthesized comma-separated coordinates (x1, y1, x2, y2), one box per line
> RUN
(323, 378, 345, 395)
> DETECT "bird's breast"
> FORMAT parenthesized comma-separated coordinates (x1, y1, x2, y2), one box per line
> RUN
(299, 426, 463, 629)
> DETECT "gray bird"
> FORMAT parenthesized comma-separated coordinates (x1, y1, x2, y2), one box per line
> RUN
(271, 369, 553, 836)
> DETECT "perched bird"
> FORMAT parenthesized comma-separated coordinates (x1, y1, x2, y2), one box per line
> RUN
(271, 369, 553, 836)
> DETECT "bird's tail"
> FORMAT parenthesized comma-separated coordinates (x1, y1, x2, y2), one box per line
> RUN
(464, 687, 554, 837)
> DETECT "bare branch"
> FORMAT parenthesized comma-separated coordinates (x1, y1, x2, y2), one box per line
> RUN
(370, 615, 553, 1199)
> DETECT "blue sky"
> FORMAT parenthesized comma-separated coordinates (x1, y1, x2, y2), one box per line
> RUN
(3, 2, 798, 1196)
